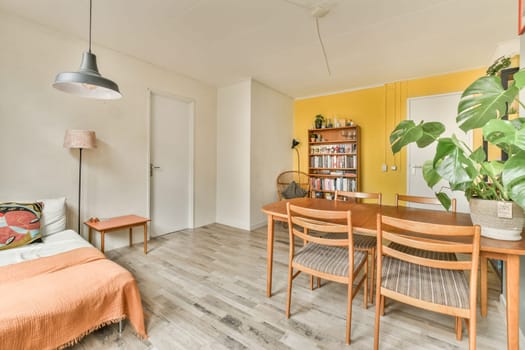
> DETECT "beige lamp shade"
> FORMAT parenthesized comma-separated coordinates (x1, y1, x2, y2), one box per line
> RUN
(63, 130, 97, 149)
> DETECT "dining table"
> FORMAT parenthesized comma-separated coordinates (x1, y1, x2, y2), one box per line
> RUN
(261, 197, 525, 350)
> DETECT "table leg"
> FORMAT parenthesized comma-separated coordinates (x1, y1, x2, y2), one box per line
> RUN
(144, 223, 148, 254)
(480, 255, 488, 317)
(266, 214, 275, 297)
(101, 231, 105, 253)
(506, 254, 520, 350)
(88, 227, 92, 243)
(129, 227, 133, 247)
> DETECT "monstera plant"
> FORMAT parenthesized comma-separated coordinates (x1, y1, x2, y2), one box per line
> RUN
(389, 65, 525, 239)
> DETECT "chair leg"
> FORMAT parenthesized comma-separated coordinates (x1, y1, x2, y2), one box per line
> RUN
(310, 275, 314, 290)
(346, 282, 353, 345)
(369, 248, 375, 304)
(455, 317, 462, 340)
(468, 317, 476, 350)
(286, 266, 293, 319)
(380, 296, 385, 316)
(363, 261, 368, 309)
(317, 277, 321, 288)
(374, 290, 381, 350)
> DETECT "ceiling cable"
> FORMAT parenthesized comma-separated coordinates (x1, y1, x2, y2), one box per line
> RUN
(314, 15, 331, 76)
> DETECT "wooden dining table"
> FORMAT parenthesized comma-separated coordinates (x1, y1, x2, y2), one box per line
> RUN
(261, 197, 525, 350)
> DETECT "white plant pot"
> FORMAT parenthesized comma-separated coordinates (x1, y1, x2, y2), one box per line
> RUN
(469, 198, 524, 241)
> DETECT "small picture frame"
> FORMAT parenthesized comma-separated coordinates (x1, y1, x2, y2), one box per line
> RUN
(518, 0, 525, 35)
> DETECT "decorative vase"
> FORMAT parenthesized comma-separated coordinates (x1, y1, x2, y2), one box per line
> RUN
(469, 198, 524, 241)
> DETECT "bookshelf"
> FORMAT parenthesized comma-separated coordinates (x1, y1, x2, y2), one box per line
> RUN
(308, 126, 359, 199)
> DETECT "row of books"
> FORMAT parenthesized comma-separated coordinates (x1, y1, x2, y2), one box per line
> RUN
(310, 177, 357, 192)
(310, 155, 357, 169)
(310, 144, 357, 154)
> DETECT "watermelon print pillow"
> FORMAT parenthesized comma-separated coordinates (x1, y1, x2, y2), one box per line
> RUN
(0, 202, 43, 250)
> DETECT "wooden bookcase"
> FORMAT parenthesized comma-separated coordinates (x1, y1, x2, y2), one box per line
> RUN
(308, 126, 359, 199)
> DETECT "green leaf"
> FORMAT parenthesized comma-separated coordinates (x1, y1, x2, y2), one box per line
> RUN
(456, 76, 519, 132)
(509, 182, 525, 212)
(513, 69, 525, 89)
(480, 160, 504, 179)
(422, 160, 441, 188)
(470, 146, 486, 163)
(416, 122, 445, 148)
(502, 151, 525, 190)
(435, 192, 451, 211)
(433, 137, 472, 187)
(390, 120, 423, 154)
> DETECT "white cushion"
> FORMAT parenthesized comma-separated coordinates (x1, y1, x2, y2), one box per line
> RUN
(39, 197, 66, 236)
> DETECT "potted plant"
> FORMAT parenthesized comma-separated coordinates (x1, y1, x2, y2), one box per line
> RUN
(390, 62, 525, 240)
(315, 114, 324, 129)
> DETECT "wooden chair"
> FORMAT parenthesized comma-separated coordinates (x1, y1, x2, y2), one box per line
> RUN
(286, 203, 368, 345)
(374, 215, 480, 350)
(395, 194, 468, 338)
(396, 193, 457, 212)
(335, 190, 382, 303)
(276, 171, 310, 200)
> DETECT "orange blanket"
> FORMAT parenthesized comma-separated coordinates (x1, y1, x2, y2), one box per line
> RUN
(0, 247, 147, 349)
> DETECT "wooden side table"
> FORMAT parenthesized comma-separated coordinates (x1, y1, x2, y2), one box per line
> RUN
(84, 215, 150, 254)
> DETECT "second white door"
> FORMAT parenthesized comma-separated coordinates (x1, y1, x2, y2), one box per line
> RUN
(150, 92, 193, 236)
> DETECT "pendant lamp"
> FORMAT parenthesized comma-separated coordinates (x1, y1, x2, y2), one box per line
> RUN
(53, 0, 121, 99)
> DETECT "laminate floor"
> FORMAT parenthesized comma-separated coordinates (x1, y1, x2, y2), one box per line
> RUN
(72, 223, 511, 349)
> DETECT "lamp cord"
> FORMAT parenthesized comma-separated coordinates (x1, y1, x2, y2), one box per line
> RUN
(88, 0, 92, 53)
(315, 16, 331, 76)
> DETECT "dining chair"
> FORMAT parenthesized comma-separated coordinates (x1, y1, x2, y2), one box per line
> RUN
(335, 190, 382, 303)
(396, 193, 457, 212)
(374, 214, 480, 350)
(286, 203, 368, 345)
(395, 194, 469, 338)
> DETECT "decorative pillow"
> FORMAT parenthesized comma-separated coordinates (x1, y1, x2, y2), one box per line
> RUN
(39, 197, 66, 236)
(281, 181, 308, 199)
(0, 202, 43, 250)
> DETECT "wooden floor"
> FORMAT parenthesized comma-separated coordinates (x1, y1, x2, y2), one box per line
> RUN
(72, 223, 510, 349)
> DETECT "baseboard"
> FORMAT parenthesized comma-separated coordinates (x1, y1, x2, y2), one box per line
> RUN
(250, 221, 267, 231)
(499, 294, 525, 344)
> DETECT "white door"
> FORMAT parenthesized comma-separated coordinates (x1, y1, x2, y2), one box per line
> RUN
(149, 92, 194, 236)
(407, 92, 471, 213)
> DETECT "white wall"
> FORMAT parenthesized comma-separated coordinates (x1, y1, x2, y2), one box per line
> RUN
(250, 81, 293, 229)
(0, 11, 217, 250)
(216, 79, 293, 230)
(216, 81, 252, 229)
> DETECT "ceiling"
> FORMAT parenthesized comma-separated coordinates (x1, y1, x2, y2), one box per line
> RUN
(0, 0, 519, 98)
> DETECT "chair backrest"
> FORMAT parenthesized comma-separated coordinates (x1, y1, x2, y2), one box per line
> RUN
(276, 171, 310, 200)
(396, 193, 457, 212)
(376, 214, 480, 311)
(286, 203, 356, 264)
(335, 190, 382, 205)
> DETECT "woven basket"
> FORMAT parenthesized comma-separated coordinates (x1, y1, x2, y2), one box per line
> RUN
(469, 198, 524, 241)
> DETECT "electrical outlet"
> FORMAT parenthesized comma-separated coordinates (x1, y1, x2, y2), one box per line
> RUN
(381, 164, 388, 172)
(391, 165, 397, 171)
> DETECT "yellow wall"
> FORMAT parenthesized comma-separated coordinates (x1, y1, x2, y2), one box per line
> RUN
(293, 68, 486, 205)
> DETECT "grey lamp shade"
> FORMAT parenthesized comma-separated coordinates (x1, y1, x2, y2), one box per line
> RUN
(53, 51, 121, 100)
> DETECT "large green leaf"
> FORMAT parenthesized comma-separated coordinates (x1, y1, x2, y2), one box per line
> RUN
(422, 160, 441, 188)
(416, 122, 445, 148)
(457, 76, 519, 132)
(482, 119, 525, 152)
(433, 138, 472, 187)
(470, 146, 486, 163)
(435, 192, 452, 211)
(502, 151, 525, 190)
(390, 120, 423, 154)
(479, 160, 504, 179)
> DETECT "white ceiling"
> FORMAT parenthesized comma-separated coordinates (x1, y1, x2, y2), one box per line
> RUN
(0, 0, 519, 98)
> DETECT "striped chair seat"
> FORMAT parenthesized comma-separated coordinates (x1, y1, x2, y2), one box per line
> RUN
(322, 233, 375, 250)
(382, 244, 469, 309)
(294, 243, 367, 277)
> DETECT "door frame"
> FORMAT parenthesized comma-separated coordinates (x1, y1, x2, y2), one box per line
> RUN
(146, 88, 195, 237)
(406, 91, 466, 199)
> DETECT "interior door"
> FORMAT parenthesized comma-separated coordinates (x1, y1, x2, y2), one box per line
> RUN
(407, 92, 471, 213)
(150, 92, 194, 236)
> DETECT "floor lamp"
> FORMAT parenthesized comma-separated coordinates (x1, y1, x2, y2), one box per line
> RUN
(64, 130, 96, 233)
(291, 138, 301, 174)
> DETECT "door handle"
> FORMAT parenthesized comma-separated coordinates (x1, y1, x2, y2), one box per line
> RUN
(411, 165, 422, 175)
(150, 163, 160, 177)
